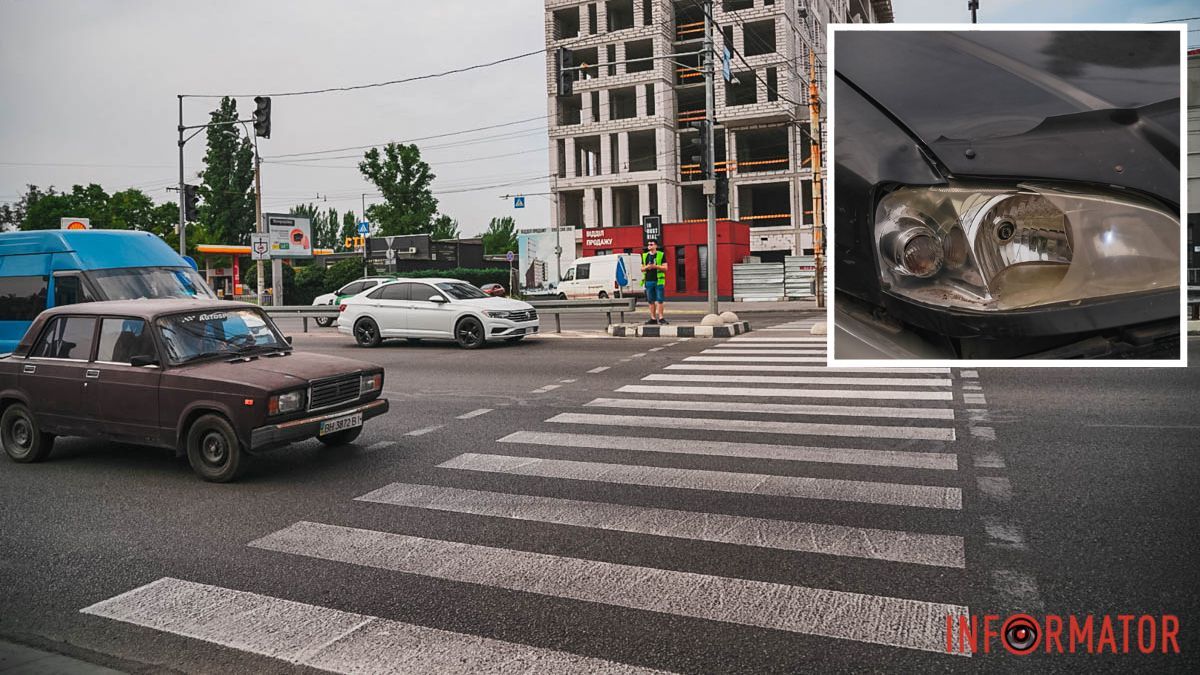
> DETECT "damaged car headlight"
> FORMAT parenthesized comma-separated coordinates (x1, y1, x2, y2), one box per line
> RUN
(874, 183, 1178, 311)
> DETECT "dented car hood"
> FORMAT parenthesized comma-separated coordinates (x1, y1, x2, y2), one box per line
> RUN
(835, 30, 1181, 204)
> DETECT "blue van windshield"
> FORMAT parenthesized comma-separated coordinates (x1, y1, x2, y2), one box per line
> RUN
(87, 267, 215, 301)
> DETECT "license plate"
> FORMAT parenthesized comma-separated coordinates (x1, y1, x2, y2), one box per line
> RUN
(320, 413, 362, 435)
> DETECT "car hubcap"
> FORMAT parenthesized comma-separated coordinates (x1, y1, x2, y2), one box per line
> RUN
(357, 324, 375, 342)
(11, 418, 31, 450)
(459, 323, 480, 345)
(201, 432, 227, 466)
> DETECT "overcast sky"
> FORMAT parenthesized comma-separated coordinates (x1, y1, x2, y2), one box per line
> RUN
(1, 0, 1195, 238)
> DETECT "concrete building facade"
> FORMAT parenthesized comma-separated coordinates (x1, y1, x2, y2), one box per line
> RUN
(544, 0, 893, 262)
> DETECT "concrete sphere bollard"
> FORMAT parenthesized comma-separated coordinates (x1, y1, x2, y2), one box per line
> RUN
(719, 311, 739, 324)
(810, 322, 828, 335)
(700, 313, 725, 327)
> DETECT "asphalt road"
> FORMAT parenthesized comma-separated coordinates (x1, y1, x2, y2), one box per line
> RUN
(1, 315, 1197, 673)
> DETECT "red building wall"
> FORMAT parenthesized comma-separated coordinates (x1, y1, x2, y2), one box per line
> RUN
(580, 220, 750, 300)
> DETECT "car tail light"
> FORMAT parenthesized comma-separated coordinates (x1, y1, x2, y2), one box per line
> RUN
(338, 304, 347, 312)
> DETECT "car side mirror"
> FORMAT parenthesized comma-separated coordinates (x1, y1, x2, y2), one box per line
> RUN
(429, 295, 448, 303)
(130, 354, 159, 367)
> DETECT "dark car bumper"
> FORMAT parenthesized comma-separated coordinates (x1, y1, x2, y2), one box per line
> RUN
(249, 398, 389, 450)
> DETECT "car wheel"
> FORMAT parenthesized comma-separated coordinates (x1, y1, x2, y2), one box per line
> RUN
(557, 293, 567, 300)
(317, 427, 363, 447)
(598, 291, 608, 299)
(505, 336, 524, 343)
(185, 414, 244, 483)
(354, 318, 381, 347)
(314, 317, 333, 327)
(455, 316, 486, 349)
(1, 403, 54, 463)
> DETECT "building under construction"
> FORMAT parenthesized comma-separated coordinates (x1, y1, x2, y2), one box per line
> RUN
(545, 0, 894, 262)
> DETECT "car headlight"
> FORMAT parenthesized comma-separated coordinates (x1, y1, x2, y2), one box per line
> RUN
(360, 372, 382, 395)
(485, 310, 511, 319)
(268, 390, 305, 415)
(874, 182, 1178, 311)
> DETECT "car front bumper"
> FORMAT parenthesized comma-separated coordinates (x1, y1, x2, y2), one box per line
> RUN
(485, 319, 540, 340)
(248, 398, 389, 450)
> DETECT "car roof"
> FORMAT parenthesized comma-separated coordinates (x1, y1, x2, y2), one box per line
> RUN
(39, 298, 259, 321)
(379, 277, 461, 285)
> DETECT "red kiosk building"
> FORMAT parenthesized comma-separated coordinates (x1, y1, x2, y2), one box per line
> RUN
(580, 220, 750, 300)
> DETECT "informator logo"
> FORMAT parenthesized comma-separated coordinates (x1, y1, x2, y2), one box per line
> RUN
(945, 613, 1181, 656)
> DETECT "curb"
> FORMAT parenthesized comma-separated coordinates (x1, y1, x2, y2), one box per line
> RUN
(607, 321, 751, 338)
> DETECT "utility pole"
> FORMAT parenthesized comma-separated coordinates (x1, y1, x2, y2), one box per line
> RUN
(809, 50, 825, 309)
(969, 0, 979, 23)
(254, 143, 265, 305)
(702, 0, 718, 316)
(177, 96, 186, 255)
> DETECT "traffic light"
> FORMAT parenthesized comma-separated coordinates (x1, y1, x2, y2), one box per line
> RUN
(183, 184, 199, 222)
(686, 120, 711, 179)
(556, 47, 574, 97)
(253, 96, 272, 138)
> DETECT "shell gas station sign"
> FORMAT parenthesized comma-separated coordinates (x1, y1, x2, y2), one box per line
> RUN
(60, 217, 91, 230)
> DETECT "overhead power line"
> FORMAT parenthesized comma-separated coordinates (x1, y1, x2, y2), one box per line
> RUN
(264, 115, 550, 159)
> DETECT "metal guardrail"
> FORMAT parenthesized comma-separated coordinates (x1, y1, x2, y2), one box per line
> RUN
(262, 305, 339, 332)
(527, 297, 638, 333)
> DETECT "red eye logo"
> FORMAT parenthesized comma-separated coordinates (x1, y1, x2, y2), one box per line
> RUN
(1002, 614, 1040, 655)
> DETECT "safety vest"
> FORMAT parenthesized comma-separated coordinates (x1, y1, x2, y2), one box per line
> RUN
(642, 250, 665, 285)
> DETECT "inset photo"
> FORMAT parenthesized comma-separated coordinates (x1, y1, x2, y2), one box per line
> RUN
(829, 27, 1185, 363)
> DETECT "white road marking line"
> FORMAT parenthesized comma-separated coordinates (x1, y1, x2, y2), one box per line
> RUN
(970, 427, 996, 440)
(976, 476, 1013, 501)
(366, 441, 396, 451)
(549, 412, 955, 442)
(249, 522, 968, 653)
(983, 519, 1027, 551)
(498, 430, 957, 470)
(584, 397, 955, 421)
(587, 366, 611, 374)
(683, 356, 826, 363)
(973, 452, 1006, 469)
(649, 347, 664, 352)
(560, 379, 577, 383)
(81, 578, 659, 674)
(357, 483, 966, 568)
(531, 384, 562, 393)
(665, 364, 951, 375)
(963, 393, 987, 405)
(618, 384, 953, 401)
(702, 349, 826, 355)
(961, 370, 979, 378)
(439, 454, 963, 510)
(405, 425, 444, 437)
(717, 342, 827, 347)
(645, 374, 952, 387)
(727, 337, 827, 342)
(990, 570, 1045, 612)
(963, 385, 982, 391)
(630, 353, 647, 358)
(456, 408, 493, 420)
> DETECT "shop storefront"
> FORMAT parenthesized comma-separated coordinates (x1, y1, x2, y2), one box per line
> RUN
(580, 221, 750, 299)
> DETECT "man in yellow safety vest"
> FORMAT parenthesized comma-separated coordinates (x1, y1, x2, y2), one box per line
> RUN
(641, 239, 668, 325)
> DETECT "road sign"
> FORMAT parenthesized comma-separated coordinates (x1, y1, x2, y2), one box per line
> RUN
(357, 221, 370, 235)
(505, 250, 515, 263)
(513, 196, 525, 209)
(250, 234, 270, 260)
(60, 217, 90, 230)
(722, 46, 732, 83)
(385, 247, 396, 262)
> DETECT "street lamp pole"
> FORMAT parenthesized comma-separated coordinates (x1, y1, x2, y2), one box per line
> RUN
(177, 96, 186, 255)
(703, 0, 718, 316)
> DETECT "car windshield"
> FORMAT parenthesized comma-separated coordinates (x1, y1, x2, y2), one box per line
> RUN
(88, 266, 216, 301)
(435, 282, 488, 300)
(156, 308, 287, 364)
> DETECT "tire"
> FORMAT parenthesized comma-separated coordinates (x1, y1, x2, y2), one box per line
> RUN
(317, 426, 363, 447)
(455, 316, 486, 349)
(354, 318, 382, 347)
(405, 338, 422, 344)
(505, 336, 525, 343)
(185, 414, 245, 483)
(314, 317, 333, 328)
(598, 291, 608, 299)
(1, 403, 54, 463)
(557, 293, 567, 300)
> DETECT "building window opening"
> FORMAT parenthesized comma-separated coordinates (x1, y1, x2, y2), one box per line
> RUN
(627, 130, 657, 172)
(610, 86, 637, 120)
(743, 19, 776, 56)
(553, 7, 580, 39)
(558, 94, 582, 125)
(625, 39, 654, 73)
(726, 71, 757, 106)
(606, 0, 634, 31)
(575, 135, 602, 177)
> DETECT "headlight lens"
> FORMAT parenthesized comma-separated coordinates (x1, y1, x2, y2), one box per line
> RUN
(485, 310, 511, 319)
(360, 372, 382, 394)
(874, 183, 1178, 311)
(268, 390, 305, 415)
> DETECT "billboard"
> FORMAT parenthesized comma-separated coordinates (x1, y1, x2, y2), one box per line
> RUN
(264, 214, 312, 258)
(517, 228, 575, 291)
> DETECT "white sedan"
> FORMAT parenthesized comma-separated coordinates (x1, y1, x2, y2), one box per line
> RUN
(338, 278, 539, 349)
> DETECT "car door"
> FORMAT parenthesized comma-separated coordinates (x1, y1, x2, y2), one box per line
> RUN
(21, 315, 96, 434)
(89, 317, 162, 444)
(405, 283, 454, 337)
(367, 282, 412, 336)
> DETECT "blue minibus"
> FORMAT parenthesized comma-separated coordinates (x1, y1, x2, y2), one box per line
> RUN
(0, 230, 215, 353)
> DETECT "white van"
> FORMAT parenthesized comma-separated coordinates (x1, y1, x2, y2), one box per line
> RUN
(557, 254, 644, 299)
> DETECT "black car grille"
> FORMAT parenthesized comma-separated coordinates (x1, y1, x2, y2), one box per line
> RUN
(507, 309, 537, 322)
(308, 374, 360, 411)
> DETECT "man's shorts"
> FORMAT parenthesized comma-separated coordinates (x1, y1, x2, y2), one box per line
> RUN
(645, 283, 664, 303)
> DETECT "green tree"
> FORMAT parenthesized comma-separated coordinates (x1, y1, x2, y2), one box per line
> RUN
(198, 97, 256, 245)
(288, 203, 340, 250)
(12, 183, 179, 246)
(338, 210, 360, 250)
(481, 216, 518, 255)
(358, 143, 437, 236)
(430, 214, 459, 240)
